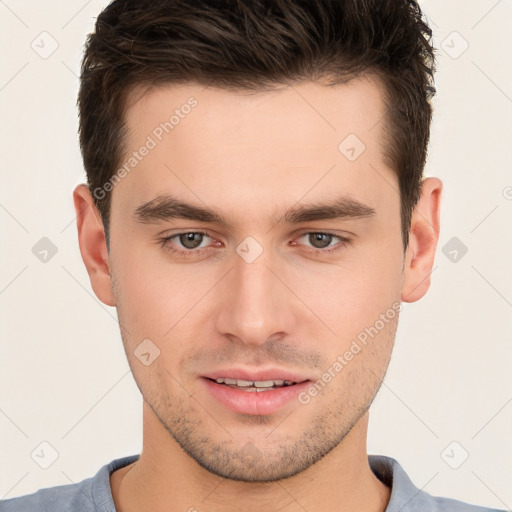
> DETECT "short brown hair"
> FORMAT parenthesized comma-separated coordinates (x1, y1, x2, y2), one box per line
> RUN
(78, 0, 435, 252)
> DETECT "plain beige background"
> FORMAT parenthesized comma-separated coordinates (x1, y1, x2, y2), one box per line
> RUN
(0, 0, 511, 508)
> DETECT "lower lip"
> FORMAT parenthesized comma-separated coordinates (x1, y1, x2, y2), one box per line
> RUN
(200, 378, 311, 415)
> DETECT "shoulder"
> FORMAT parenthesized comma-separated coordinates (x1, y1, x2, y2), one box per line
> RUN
(368, 454, 506, 512)
(0, 478, 97, 512)
(0, 454, 140, 512)
(429, 495, 507, 512)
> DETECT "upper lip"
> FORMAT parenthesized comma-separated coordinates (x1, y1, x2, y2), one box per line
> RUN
(201, 368, 311, 383)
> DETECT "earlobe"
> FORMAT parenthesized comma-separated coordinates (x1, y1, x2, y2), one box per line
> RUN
(73, 184, 116, 307)
(401, 177, 443, 303)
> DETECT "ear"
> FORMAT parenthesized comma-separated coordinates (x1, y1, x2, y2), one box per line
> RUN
(402, 177, 443, 303)
(73, 184, 116, 307)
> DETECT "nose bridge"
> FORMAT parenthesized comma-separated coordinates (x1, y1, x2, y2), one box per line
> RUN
(214, 248, 294, 345)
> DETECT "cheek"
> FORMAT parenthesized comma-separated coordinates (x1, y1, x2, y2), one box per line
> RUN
(110, 242, 171, 337)
(111, 242, 219, 343)
(299, 240, 403, 340)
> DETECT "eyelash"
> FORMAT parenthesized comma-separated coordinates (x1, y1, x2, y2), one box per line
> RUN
(158, 230, 352, 257)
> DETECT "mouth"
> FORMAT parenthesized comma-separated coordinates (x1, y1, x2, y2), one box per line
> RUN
(199, 370, 312, 415)
(205, 377, 300, 392)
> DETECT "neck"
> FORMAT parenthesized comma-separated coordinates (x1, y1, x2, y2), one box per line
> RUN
(111, 402, 390, 512)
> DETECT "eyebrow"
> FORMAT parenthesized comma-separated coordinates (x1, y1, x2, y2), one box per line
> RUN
(133, 193, 376, 226)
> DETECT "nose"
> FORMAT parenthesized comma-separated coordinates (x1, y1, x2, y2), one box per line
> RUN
(214, 248, 299, 347)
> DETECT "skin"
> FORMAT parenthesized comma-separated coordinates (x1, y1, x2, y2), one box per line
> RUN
(73, 76, 442, 512)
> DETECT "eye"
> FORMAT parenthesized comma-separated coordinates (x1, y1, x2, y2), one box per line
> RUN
(158, 231, 217, 256)
(293, 232, 352, 254)
(174, 232, 210, 250)
(158, 230, 352, 257)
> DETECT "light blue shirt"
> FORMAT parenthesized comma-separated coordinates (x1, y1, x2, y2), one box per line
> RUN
(0, 454, 506, 511)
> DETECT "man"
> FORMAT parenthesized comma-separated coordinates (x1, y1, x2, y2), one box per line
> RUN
(0, 0, 504, 511)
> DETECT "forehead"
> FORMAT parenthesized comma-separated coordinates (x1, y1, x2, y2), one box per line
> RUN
(124, 76, 386, 153)
(114, 77, 394, 224)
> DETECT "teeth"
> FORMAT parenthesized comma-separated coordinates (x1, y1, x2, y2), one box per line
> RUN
(253, 380, 276, 388)
(214, 378, 296, 388)
(234, 379, 253, 387)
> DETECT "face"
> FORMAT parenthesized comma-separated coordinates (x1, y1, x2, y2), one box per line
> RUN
(106, 77, 405, 481)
